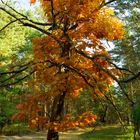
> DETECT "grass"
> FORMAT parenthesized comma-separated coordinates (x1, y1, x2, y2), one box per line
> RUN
(1, 125, 140, 140)
(81, 125, 140, 140)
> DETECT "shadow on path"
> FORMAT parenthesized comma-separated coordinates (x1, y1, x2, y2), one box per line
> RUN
(0, 128, 89, 140)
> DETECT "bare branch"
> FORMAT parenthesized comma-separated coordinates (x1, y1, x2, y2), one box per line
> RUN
(110, 62, 135, 75)
(0, 6, 62, 45)
(104, 0, 117, 6)
(104, 94, 124, 125)
(0, 70, 35, 87)
(0, 62, 32, 76)
(0, 1, 52, 26)
(99, 0, 117, 9)
(0, 7, 22, 21)
(50, 0, 55, 25)
(0, 19, 18, 32)
(120, 72, 140, 83)
(0, 73, 19, 84)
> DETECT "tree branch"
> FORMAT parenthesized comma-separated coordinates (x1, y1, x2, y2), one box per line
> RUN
(76, 50, 139, 82)
(0, 62, 32, 76)
(0, 0, 52, 26)
(104, 94, 124, 125)
(104, 0, 117, 6)
(120, 72, 140, 83)
(0, 19, 18, 32)
(46, 60, 95, 88)
(50, 0, 55, 25)
(0, 7, 61, 44)
(0, 70, 35, 87)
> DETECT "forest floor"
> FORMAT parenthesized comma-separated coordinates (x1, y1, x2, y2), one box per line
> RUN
(1, 125, 140, 140)
(0, 128, 90, 140)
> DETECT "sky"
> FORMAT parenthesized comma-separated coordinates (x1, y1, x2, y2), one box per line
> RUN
(16, 0, 30, 8)
(15, 0, 38, 9)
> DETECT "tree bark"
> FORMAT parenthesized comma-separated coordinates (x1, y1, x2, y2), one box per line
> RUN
(46, 92, 66, 140)
(47, 129, 58, 140)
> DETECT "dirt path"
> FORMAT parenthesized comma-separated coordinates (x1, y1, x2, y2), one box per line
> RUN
(0, 128, 90, 140)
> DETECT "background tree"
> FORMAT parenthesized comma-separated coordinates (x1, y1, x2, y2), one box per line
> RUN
(0, 1, 42, 133)
(110, 0, 140, 138)
(112, 0, 140, 105)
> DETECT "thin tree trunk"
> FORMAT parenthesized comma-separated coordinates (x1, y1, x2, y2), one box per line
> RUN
(100, 105, 107, 123)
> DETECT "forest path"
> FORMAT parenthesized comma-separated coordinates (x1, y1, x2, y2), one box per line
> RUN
(0, 128, 91, 140)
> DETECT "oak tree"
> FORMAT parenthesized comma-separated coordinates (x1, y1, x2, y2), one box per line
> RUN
(26, 0, 124, 139)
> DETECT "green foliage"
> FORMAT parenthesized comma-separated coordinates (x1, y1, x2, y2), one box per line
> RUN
(0, 1, 42, 87)
(0, 93, 17, 133)
(0, 11, 26, 58)
(71, 90, 95, 116)
(0, 1, 42, 130)
(81, 126, 137, 140)
(0, 3, 42, 66)
(111, 1, 140, 72)
(0, 94, 17, 120)
(109, 0, 140, 126)
(2, 123, 31, 135)
(132, 97, 140, 125)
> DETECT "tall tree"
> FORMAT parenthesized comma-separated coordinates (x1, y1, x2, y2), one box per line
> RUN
(0, 2, 42, 132)
(111, 0, 140, 107)
(110, 1, 140, 138)
(28, 1, 124, 140)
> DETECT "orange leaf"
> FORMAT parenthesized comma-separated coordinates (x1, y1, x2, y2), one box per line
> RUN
(30, 0, 36, 4)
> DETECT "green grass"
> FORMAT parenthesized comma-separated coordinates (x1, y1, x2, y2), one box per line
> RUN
(81, 125, 140, 140)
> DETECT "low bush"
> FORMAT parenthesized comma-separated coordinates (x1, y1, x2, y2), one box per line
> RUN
(2, 123, 32, 136)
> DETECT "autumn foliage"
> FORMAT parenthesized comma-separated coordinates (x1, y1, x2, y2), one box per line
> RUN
(14, 0, 124, 137)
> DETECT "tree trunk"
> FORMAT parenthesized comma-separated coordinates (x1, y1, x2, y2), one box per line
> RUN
(47, 92, 66, 140)
(47, 129, 59, 140)
(100, 106, 107, 123)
